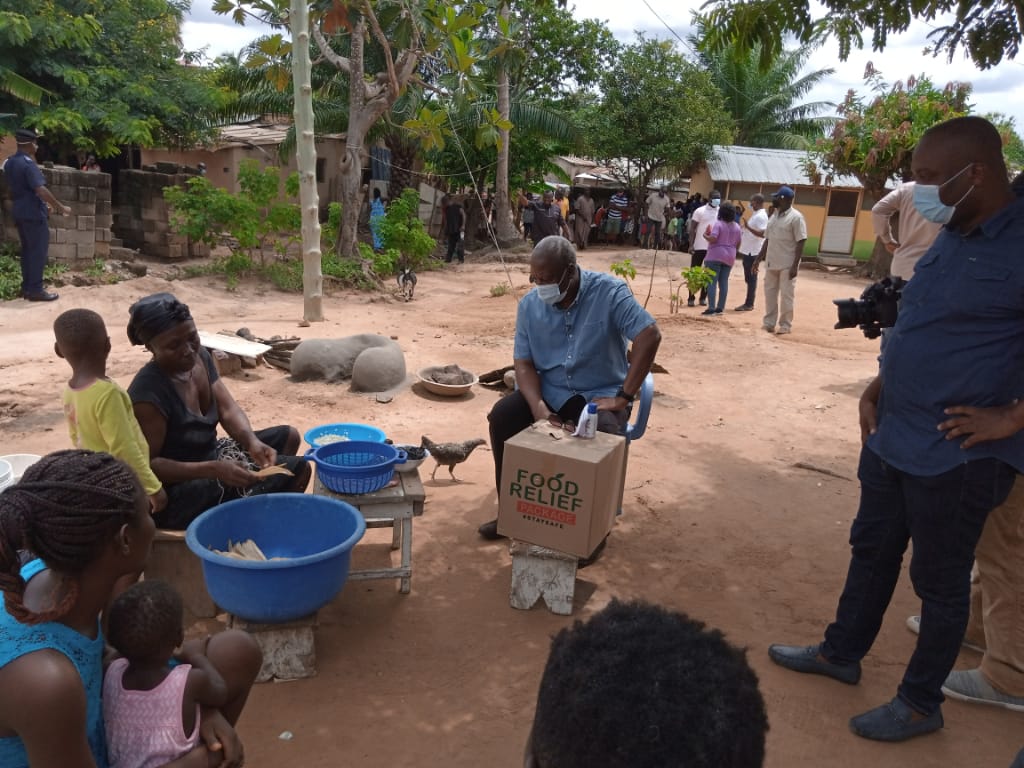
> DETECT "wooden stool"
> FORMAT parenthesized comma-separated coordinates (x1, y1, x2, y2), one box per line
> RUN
(144, 529, 217, 618)
(229, 613, 318, 682)
(509, 542, 577, 615)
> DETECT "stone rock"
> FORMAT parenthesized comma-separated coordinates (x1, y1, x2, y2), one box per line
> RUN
(290, 335, 406, 391)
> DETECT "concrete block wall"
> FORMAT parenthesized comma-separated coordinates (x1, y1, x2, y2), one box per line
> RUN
(0, 166, 113, 265)
(115, 165, 209, 261)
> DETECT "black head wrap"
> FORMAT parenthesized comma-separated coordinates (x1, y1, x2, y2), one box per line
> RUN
(126, 293, 192, 346)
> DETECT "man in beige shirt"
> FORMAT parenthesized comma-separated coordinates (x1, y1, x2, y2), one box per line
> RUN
(870, 182, 942, 280)
(753, 186, 807, 335)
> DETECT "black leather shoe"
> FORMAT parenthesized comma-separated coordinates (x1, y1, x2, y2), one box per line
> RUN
(577, 535, 608, 569)
(849, 697, 943, 742)
(768, 643, 861, 684)
(23, 290, 59, 302)
(478, 519, 505, 541)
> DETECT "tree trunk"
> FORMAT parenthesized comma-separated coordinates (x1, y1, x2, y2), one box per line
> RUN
(493, 3, 518, 244)
(291, 0, 323, 322)
(858, 236, 893, 279)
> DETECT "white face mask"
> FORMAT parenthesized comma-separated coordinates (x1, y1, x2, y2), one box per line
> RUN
(912, 164, 974, 224)
(709, 198, 720, 208)
(535, 266, 571, 305)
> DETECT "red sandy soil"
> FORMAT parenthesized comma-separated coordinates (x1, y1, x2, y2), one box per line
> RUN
(0, 246, 1019, 767)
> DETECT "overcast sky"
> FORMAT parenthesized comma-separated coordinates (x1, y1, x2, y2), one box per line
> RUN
(181, 0, 1024, 129)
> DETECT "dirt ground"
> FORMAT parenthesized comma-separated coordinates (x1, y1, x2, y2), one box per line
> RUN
(1, 246, 1020, 768)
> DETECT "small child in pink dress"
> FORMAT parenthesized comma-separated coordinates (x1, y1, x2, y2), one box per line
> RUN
(103, 581, 228, 768)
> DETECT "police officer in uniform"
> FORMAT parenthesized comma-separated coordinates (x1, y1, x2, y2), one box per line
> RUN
(3, 128, 71, 301)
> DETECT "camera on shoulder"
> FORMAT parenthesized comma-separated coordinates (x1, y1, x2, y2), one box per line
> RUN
(833, 277, 906, 339)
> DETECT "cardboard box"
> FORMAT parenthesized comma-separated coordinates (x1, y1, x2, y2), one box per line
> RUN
(498, 422, 627, 558)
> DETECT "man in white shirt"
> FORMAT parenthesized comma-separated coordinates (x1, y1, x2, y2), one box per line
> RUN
(870, 182, 942, 280)
(643, 186, 672, 249)
(734, 194, 769, 311)
(686, 190, 721, 306)
(753, 186, 807, 335)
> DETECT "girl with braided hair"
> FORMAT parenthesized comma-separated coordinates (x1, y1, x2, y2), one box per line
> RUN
(0, 450, 260, 768)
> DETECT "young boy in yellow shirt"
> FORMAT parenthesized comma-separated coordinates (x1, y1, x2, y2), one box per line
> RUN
(54, 308, 167, 512)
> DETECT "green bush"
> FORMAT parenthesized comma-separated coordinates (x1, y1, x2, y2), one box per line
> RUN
(0, 243, 67, 301)
(376, 188, 436, 273)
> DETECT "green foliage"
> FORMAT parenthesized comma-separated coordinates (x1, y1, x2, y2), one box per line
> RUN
(579, 34, 733, 191)
(490, 283, 509, 297)
(681, 265, 716, 295)
(985, 113, 1024, 171)
(802, 68, 971, 195)
(690, 18, 836, 150)
(375, 188, 436, 270)
(0, 242, 66, 301)
(610, 259, 637, 282)
(2, 1, 227, 157)
(164, 160, 301, 260)
(321, 202, 343, 248)
(698, 0, 1021, 72)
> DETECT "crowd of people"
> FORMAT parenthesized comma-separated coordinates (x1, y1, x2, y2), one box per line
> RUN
(2, 115, 1023, 767)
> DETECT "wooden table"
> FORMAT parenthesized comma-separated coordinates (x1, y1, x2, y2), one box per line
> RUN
(312, 469, 426, 594)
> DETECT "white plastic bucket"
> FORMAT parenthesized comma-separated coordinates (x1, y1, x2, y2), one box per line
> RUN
(0, 454, 41, 484)
(0, 459, 12, 492)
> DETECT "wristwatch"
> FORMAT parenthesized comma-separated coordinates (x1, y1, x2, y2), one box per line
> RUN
(615, 388, 635, 403)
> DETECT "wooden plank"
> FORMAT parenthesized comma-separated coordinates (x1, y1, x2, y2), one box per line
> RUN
(198, 331, 271, 357)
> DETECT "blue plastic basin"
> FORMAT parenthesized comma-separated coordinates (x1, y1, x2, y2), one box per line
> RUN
(185, 493, 366, 623)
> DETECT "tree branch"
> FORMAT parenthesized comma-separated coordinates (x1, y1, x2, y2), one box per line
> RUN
(362, 0, 399, 98)
(310, 21, 351, 75)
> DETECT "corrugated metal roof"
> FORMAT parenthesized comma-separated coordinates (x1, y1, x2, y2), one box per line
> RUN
(214, 122, 346, 149)
(706, 144, 862, 189)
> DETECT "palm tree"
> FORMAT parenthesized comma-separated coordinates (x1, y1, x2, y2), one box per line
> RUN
(690, 20, 836, 150)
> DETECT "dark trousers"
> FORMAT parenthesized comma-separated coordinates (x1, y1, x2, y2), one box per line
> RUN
(642, 220, 663, 249)
(487, 390, 628, 497)
(445, 232, 463, 262)
(740, 252, 758, 308)
(16, 218, 50, 295)
(687, 250, 708, 302)
(821, 445, 1016, 715)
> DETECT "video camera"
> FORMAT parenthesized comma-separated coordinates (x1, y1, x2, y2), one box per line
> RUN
(833, 277, 906, 339)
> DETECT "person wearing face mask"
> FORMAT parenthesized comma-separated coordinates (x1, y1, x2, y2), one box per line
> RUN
(686, 191, 722, 306)
(870, 181, 942, 281)
(478, 236, 661, 551)
(768, 117, 1024, 743)
(752, 186, 806, 335)
(518, 189, 571, 245)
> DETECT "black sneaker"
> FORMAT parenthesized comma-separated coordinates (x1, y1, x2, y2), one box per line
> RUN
(477, 519, 505, 541)
(733, 304, 753, 312)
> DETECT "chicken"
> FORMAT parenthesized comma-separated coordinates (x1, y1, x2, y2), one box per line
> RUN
(420, 435, 486, 482)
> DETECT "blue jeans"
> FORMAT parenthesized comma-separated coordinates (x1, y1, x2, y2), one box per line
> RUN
(821, 446, 1016, 714)
(740, 252, 758, 308)
(705, 261, 731, 312)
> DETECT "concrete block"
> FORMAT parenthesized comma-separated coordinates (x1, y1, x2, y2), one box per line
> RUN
(509, 542, 577, 615)
(145, 530, 218, 618)
(97, 228, 110, 242)
(229, 614, 318, 682)
(76, 241, 95, 261)
(95, 214, 112, 229)
(48, 243, 77, 262)
(77, 215, 95, 231)
(211, 348, 242, 375)
(78, 186, 97, 203)
(66, 228, 94, 245)
(97, 200, 111, 215)
(94, 240, 110, 257)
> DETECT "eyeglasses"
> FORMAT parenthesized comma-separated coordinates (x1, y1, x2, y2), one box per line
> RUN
(529, 265, 570, 286)
(547, 415, 575, 432)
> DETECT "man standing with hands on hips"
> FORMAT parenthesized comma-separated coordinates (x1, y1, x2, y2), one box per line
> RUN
(2, 128, 71, 301)
(767, 116, 1024, 743)
(754, 186, 806, 335)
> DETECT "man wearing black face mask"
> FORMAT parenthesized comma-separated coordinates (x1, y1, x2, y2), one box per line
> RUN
(478, 236, 661, 552)
(518, 189, 571, 245)
(768, 117, 1024, 743)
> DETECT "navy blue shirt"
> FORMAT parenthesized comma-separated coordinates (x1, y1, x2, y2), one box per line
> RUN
(2, 150, 47, 221)
(514, 269, 655, 410)
(870, 196, 1024, 475)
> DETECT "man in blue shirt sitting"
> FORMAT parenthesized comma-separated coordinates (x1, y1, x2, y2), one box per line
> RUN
(477, 235, 661, 560)
(769, 116, 1024, 743)
(2, 128, 72, 301)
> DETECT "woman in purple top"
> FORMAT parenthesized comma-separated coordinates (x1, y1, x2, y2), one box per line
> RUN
(702, 202, 743, 316)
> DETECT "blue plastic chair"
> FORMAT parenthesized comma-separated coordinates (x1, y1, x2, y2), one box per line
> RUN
(625, 372, 655, 443)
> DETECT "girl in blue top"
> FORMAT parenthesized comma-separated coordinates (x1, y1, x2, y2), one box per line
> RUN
(0, 450, 260, 768)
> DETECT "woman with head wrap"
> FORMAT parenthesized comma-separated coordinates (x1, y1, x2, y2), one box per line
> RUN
(126, 293, 311, 529)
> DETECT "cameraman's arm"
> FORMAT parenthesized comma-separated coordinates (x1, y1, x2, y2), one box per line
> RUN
(859, 376, 883, 443)
(938, 399, 1024, 449)
(752, 240, 768, 274)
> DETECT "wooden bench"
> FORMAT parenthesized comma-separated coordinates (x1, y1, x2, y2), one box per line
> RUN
(144, 529, 217, 618)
